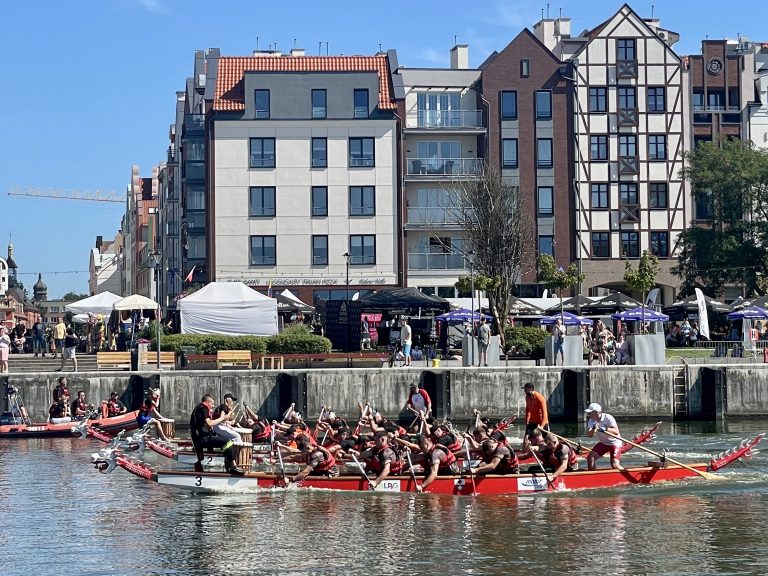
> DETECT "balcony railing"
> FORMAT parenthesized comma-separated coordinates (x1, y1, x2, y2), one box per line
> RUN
(619, 156, 639, 175)
(407, 157, 481, 176)
(408, 252, 467, 271)
(617, 60, 638, 79)
(619, 203, 640, 223)
(183, 114, 205, 133)
(407, 110, 484, 129)
(618, 107, 638, 126)
(407, 207, 465, 226)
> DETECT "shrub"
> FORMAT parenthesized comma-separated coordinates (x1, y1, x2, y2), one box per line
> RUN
(157, 334, 267, 355)
(503, 326, 546, 358)
(266, 324, 332, 354)
(506, 338, 532, 356)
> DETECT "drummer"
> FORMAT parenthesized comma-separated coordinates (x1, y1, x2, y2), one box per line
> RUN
(212, 393, 243, 443)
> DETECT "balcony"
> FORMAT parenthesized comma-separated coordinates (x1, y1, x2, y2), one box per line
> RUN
(408, 252, 467, 271)
(406, 206, 465, 227)
(406, 110, 484, 130)
(183, 114, 205, 135)
(406, 157, 481, 178)
(617, 60, 638, 79)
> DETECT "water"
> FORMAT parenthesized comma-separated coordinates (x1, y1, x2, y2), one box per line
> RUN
(1, 420, 767, 576)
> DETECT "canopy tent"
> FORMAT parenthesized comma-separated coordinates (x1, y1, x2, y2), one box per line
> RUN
(280, 289, 314, 309)
(274, 293, 315, 315)
(113, 294, 158, 311)
(358, 287, 449, 312)
(735, 295, 768, 310)
(65, 292, 122, 316)
(727, 306, 768, 320)
(581, 292, 641, 314)
(611, 306, 669, 322)
(507, 296, 544, 316)
(544, 294, 595, 315)
(663, 294, 732, 316)
(540, 311, 593, 326)
(71, 314, 91, 324)
(179, 282, 278, 336)
(435, 308, 492, 323)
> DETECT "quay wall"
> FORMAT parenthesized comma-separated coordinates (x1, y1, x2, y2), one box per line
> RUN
(3, 364, 768, 424)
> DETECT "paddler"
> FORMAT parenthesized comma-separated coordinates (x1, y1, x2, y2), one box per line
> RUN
(471, 434, 519, 475)
(584, 403, 624, 471)
(358, 431, 403, 489)
(290, 435, 338, 483)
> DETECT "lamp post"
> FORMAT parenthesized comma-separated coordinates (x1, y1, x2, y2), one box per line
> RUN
(468, 250, 475, 367)
(150, 249, 162, 369)
(343, 252, 350, 353)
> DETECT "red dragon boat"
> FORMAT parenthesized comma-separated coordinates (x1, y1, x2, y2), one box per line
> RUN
(91, 433, 763, 495)
(0, 410, 141, 439)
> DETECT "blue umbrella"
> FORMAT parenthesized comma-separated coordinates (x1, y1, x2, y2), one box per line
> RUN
(727, 306, 768, 320)
(435, 308, 492, 322)
(611, 306, 669, 322)
(540, 311, 593, 326)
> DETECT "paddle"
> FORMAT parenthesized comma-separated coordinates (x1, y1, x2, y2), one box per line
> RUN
(313, 406, 326, 440)
(601, 429, 720, 481)
(350, 453, 374, 490)
(405, 448, 420, 493)
(464, 439, 476, 496)
(547, 431, 591, 457)
(529, 448, 557, 491)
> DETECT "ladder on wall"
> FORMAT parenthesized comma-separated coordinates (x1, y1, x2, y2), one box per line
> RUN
(673, 365, 688, 419)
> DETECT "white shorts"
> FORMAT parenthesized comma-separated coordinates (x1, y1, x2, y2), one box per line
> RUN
(64, 347, 77, 359)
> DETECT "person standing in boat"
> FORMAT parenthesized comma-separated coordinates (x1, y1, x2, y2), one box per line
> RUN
(189, 394, 245, 475)
(523, 382, 549, 445)
(52, 376, 70, 405)
(584, 403, 624, 471)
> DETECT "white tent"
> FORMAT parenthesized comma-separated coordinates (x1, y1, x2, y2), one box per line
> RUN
(65, 292, 122, 316)
(113, 294, 158, 311)
(179, 282, 278, 336)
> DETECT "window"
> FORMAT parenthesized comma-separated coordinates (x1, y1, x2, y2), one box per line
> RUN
(620, 232, 639, 258)
(537, 139, 553, 168)
(537, 186, 554, 216)
(249, 138, 275, 168)
(312, 89, 327, 119)
(350, 234, 376, 264)
(590, 135, 608, 161)
(538, 235, 554, 257)
(249, 187, 276, 217)
(649, 135, 667, 160)
(617, 39, 636, 61)
(647, 87, 665, 112)
(311, 137, 327, 168)
(349, 137, 374, 167)
(695, 190, 712, 220)
(254, 89, 270, 119)
(520, 59, 530, 77)
(311, 186, 327, 217)
(354, 89, 368, 118)
(312, 235, 328, 265)
(650, 231, 669, 257)
(502, 139, 518, 168)
(417, 92, 461, 127)
(250, 236, 276, 265)
(592, 232, 610, 258)
(589, 87, 607, 112)
(501, 91, 518, 119)
(591, 184, 608, 209)
(349, 186, 375, 216)
(536, 91, 552, 119)
(618, 87, 636, 109)
(619, 135, 637, 157)
(187, 185, 205, 210)
(620, 183, 638, 206)
(649, 183, 668, 208)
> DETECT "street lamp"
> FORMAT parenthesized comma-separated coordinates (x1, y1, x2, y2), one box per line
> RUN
(343, 252, 350, 353)
(150, 249, 162, 370)
(467, 250, 476, 367)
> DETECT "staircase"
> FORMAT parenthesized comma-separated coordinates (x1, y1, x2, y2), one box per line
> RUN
(4, 353, 98, 374)
(673, 366, 688, 418)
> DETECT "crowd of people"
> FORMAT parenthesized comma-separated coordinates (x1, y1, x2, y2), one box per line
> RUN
(47, 376, 128, 424)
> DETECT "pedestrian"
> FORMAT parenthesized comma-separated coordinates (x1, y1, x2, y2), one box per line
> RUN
(476, 316, 491, 367)
(552, 317, 565, 366)
(32, 319, 46, 357)
(56, 328, 78, 372)
(400, 317, 413, 367)
(53, 319, 66, 358)
(584, 402, 624, 471)
(0, 327, 11, 373)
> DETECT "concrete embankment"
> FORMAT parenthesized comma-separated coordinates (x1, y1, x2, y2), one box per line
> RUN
(3, 364, 768, 424)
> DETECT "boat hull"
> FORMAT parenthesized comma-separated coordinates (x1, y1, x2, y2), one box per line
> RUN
(0, 411, 140, 439)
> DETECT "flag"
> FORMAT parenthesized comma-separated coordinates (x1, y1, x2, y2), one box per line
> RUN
(185, 266, 196, 283)
(267, 280, 273, 298)
(646, 288, 660, 306)
(694, 288, 710, 340)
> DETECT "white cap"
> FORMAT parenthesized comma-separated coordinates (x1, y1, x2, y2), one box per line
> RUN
(585, 403, 602, 413)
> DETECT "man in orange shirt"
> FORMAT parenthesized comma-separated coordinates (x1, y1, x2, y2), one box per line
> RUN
(523, 382, 549, 435)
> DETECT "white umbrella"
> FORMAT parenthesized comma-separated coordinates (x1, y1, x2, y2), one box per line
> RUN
(65, 291, 122, 316)
(113, 294, 158, 311)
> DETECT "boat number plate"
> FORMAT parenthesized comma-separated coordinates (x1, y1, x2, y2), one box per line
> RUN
(376, 480, 400, 492)
(26, 426, 46, 432)
(517, 477, 548, 491)
(253, 444, 271, 452)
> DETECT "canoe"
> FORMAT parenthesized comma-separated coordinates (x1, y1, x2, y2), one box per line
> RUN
(91, 433, 763, 495)
(0, 410, 141, 439)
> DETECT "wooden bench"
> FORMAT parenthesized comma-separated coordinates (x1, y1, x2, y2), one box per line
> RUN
(216, 350, 252, 369)
(254, 355, 285, 370)
(96, 351, 132, 371)
(138, 351, 177, 370)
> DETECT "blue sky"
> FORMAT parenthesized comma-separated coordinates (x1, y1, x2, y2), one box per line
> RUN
(1, 0, 767, 299)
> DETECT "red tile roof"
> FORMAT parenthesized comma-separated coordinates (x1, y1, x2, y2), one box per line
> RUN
(214, 55, 395, 111)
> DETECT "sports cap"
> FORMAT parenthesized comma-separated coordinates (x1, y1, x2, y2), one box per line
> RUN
(584, 403, 602, 413)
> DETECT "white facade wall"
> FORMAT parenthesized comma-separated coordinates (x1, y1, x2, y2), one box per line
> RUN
(212, 120, 398, 289)
(751, 69, 768, 150)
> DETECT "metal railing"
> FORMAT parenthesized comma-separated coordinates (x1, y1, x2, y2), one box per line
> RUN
(408, 252, 467, 270)
(406, 157, 481, 176)
(407, 110, 484, 129)
(406, 207, 464, 226)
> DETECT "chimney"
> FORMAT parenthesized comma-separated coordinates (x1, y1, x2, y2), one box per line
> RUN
(290, 48, 306, 57)
(450, 44, 469, 69)
(96, 236, 103, 250)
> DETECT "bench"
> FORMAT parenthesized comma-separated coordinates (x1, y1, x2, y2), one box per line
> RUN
(138, 351, 177, 370)
(254, 355, 284, 370)
(216, 350, 252, 370)
(96, 351, 132, 371)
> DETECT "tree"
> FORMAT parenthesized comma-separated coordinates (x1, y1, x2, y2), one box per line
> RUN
(624, 250, 660, 331)
(537, 254, 585, 316)
(673, 139, 768, 296)
(449, 164, 533, 344)
(62, 291, 89, 301)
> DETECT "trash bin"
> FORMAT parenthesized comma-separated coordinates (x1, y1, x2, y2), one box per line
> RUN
(130, 348, 139, 371)
(431, 358, 440, 368)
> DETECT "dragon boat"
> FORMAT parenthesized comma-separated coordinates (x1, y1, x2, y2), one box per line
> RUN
(0, 409, 141, 439)
(91, 433, 763, 495)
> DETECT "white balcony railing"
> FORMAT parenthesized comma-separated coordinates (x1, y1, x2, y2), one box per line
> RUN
(407, 207, 464, 226)
(407, 110, 484, 129)
(407, 157, 481, 176)
(408, 252, 467, 271)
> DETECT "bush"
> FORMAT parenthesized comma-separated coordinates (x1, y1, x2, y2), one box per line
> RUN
(506, 338, 532, 356)
(266, 324, 332, 354)
(158, 325, 332, 355)
(503, 326, 545, 358)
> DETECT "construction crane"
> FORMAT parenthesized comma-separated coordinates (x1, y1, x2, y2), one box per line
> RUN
(7, 185, 126, 203)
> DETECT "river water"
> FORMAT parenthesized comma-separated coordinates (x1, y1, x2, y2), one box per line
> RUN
(1, 419, 767, 576)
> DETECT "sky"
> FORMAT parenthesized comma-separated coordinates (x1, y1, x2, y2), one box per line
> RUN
(2, 0, 767, 299)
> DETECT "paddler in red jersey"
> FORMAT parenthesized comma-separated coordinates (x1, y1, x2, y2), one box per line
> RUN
(416, 434, 459, 492)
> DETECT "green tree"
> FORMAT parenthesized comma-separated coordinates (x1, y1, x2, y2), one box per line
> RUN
(537, 254, 585, 316)
(673, 139, 768, 296)
(62, 291, 89, 301)
(624, 250, 660, 330)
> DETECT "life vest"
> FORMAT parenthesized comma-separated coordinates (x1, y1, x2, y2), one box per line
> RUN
(252, 420, 272, 442)
(307, 445, 337, 472)
(495, 445, 519, 473)
(366, 446, 403, 475)
(53, 385, 69, 403)
(49, 403, 66, 419)
(107, 399, 122, 417)
(543, 442, 578, 470)
(429, 444, 457, 471)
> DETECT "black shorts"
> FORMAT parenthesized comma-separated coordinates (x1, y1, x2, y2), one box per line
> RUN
(525, 423, 550, 434)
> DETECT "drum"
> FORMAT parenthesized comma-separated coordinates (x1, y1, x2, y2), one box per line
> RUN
(231, 441, 253, 469)
(233, 426, 252, 444)
(160, 419, 175, 440)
